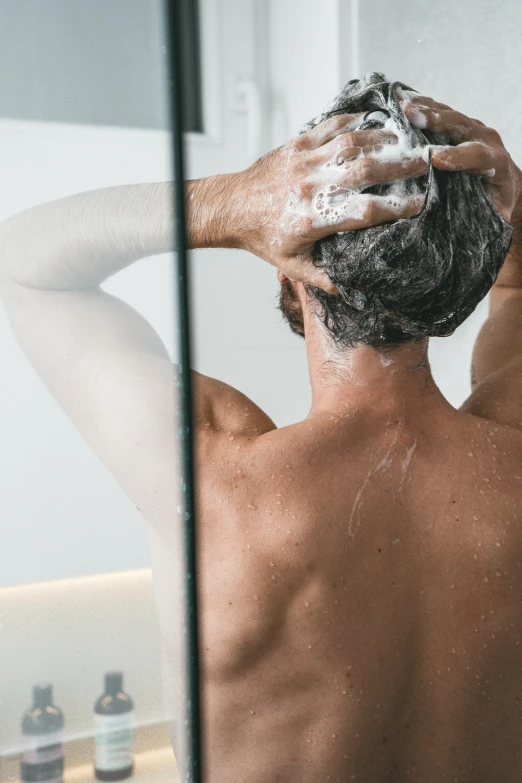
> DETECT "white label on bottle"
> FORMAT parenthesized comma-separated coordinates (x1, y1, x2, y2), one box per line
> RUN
(94, 712, 134, 772)
(21, 730, 64, 765)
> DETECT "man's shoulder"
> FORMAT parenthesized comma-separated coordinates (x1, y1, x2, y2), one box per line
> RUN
(192, 370, 277, 449)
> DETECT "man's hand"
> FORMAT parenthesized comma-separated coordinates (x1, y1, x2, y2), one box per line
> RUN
(398, 91, 522, 224)
(208, 115, 427, 294)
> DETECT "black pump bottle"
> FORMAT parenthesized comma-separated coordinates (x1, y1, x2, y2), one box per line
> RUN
(94, 672, 134, 781)
(21, 684, 64, 783)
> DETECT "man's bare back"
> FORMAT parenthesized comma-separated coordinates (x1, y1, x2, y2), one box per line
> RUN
(1, 91, 522, 782)
(192, 396, 522, 782)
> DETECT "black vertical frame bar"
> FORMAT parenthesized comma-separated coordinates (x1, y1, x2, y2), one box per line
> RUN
(164, 2, 203, 782)
(178, 0, 203, 132)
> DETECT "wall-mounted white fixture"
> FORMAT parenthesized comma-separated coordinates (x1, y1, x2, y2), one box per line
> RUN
(230, 76, 263, 163)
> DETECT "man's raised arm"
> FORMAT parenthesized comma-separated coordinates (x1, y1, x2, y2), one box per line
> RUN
(399, 92, 522, 425)
(461, 212, 522, 427)
(0, 119, 427, 525)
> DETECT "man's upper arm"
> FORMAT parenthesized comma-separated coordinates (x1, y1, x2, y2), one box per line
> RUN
(460, 287, 522, 428)
(0, 278, 274, 526)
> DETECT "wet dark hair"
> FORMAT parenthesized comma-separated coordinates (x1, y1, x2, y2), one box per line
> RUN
(300, 71, 512, 349)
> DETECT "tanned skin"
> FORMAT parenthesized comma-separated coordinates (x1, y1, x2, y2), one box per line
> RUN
(1, 95, 522, 782)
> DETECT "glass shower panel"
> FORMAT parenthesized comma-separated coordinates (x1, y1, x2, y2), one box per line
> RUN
(0, 2, 196, 782)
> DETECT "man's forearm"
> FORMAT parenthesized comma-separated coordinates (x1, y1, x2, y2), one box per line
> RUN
(0, 177, 237, 291)
(187, 174, 239, 250)
(495, 214, 522, 289)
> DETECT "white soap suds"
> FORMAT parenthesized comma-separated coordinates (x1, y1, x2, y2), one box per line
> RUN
(398, 439, 417, 493)
(347, 419, 404, 548)
(280, 107, 431, 236)
(309, 115, 427, 228)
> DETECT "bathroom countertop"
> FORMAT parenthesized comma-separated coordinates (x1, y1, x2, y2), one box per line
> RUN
(64, 747, 179, 783)
(7, 747, 179, 783)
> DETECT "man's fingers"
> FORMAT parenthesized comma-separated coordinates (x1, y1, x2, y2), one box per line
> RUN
(312, 129, 398, 166)
(401, 101, 492, 146)
(282, 258, 340, 295)
(399, 91, 453, 112)
(315, 193, 425, 236)
(430, 141, 498, 178)
(297, 113, 363, 150)
(312, 153, 428, 196)
(403, 102, 475, 141)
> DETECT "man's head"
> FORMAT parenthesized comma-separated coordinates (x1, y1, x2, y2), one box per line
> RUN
(279, 72, 512, 349)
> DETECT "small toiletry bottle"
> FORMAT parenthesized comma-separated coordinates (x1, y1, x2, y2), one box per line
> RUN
(20, 683, 65, 783)
(94, 672, 134, 781)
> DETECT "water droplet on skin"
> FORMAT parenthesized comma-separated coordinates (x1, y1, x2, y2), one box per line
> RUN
(250, 710, 255, 715)
(342, 690, 347, 694)
(248, 504, 257, 510)
(308, 644, 312, 649)
(305, 601, 309, 607)
(254, 595, 259, 601)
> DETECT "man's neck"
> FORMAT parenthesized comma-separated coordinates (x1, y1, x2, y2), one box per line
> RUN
(304, 320, 450, 422)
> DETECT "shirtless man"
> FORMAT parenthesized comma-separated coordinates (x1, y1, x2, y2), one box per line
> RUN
(1, 89, 522, 782)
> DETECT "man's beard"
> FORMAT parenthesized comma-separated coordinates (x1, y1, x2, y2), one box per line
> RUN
(278, 281, 305, 338)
